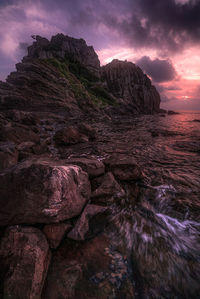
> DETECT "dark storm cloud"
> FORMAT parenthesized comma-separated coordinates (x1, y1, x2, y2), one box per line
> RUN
(137, 56, 177, 82)
(100, 0, 200, 53)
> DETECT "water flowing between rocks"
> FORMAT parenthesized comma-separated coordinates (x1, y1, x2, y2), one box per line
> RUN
(100, 111, 200, 298)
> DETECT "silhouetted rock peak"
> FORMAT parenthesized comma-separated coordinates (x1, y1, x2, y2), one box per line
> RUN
(27, 34, 100, 77)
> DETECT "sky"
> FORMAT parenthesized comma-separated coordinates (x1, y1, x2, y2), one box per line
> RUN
(0, 0, 200, 110)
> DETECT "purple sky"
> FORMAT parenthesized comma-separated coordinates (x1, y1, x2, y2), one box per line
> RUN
(1, 0, 200, 110)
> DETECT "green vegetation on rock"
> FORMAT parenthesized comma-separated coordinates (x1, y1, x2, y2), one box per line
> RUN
(45, 57, 116, 107)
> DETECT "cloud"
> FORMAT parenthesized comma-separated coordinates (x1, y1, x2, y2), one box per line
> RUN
(136, 56, 177, 82)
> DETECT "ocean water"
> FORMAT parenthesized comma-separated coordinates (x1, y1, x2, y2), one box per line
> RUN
(110, 111, 200, 298)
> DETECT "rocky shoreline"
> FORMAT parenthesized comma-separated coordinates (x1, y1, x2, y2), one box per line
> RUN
(2, 34, 197, 299)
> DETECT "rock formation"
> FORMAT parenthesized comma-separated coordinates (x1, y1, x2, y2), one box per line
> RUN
(102, 59, 160, 114)
(0, 34, 173, 299)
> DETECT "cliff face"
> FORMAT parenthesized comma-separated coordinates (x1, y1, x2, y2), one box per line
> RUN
(101, 59, 160, 114)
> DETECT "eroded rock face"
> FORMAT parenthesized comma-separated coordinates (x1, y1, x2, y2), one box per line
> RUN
(0, 160, 91, 226)
(102, 59, 160, 114)
(0, 226, 51, 299)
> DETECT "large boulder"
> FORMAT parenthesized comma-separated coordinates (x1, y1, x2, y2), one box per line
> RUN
(0, 226, 51, 299)
(42, 233, 135, 299)
(0, 160, 91, 226)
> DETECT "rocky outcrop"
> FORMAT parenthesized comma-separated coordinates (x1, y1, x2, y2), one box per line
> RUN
(0, 34, 160, 117)
(28, 34, 100, 78)
(102, 59, 160, 114)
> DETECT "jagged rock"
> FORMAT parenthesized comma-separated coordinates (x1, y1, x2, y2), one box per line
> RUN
(104, 154, 143, 181)
(0, 142, 18, 170)
(67, 204, 110, 240)
(0, 226, 51, 299)
(91, 172, 126, 205)
(0, 160, 91, 226)
(42, 233, 135, 299)
(27, 34, 100, 78)
(65, 157, 105, 178)
(102, 59, 160, 114)
(43, 222, 72, 249)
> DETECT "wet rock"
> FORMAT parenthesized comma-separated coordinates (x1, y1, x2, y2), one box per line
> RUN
(43, 222, 72, 249)
(0, 226, 51, 299)
(54, 127, 82, 146)
(0, 142, 18, 170)
(42, 233, 134, 299)
(65, 157, 105, 178)
(91, 172, 125, 205)
(67, 204, 110, 240)
(0, 160, 91, 226)
(104, 154, 143, 181)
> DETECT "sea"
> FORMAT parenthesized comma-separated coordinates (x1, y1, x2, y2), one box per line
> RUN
(111, 110, 200, 298)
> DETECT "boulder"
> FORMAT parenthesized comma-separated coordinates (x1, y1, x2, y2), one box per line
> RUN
(0, 226, 51, 299)
(0, 142, 18, 170)
(91, 172, 125, 205)
(0, 160, 91, 226)
(104, 154, 143, 181)
(67, 204, 110, 240)
(42, 234, 135, 299)
(54, 127, 82, 146)
(43, 222, 72, 249)
(65, 157, 105, 178)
